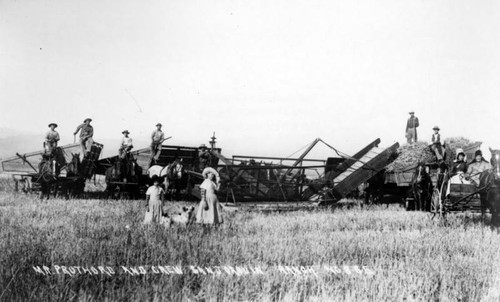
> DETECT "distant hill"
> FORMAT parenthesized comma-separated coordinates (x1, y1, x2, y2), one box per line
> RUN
(0, 128, 41, 160)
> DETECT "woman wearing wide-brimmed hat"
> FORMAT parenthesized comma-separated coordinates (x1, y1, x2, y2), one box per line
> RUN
(195, 167, 223, 225)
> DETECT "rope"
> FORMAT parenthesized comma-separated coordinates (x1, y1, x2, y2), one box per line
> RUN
(285, 140, 317, 159)
(318, 139, 379, 172)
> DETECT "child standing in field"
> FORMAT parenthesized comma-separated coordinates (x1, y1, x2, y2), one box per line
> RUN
(195, 167, 223, 225)
(144, 176, 165, 224)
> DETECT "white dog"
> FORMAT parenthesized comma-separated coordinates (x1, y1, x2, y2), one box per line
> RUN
(161, 206, 195, 228)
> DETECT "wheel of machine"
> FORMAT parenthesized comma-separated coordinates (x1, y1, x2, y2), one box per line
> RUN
(431, 188, 443, 216)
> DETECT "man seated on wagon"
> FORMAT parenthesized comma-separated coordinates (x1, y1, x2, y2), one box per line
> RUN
(465, 150, 492, 186)
(430, 126, 445, 161)
(44, 123, 60, 154)
(118, 130, 133, 159)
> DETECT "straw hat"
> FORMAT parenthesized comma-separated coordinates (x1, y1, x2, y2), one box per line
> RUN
(83, 118, 92, 123)
(48, 123, 58, 128)
(202, 167, 220, 182)
(122, 130, 130, 134)
(432, 126, 440, 131)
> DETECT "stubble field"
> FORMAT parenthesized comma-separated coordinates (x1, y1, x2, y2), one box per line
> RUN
(0, 191, 499, 301)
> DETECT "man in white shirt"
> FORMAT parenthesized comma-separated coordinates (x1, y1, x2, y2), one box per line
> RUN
(119, 130, 133, 159)
(45, 123, 60, 154)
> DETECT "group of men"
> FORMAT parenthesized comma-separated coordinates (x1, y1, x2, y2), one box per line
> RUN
(44, 119, 166, 163)
(405, 111, 445, 161)
(45, 120, 213, 170)
(115, 122, 169, 162)
(44, 118, 94, 156)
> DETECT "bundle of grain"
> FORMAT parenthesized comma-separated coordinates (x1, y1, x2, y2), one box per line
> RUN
(444, 137, 474, 152)
(386, 142, 434, 172)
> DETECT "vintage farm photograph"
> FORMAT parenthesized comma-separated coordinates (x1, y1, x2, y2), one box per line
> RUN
(1, 0, 500, 301)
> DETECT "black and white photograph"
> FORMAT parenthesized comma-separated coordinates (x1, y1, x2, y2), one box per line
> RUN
(1, 0, 500, 301)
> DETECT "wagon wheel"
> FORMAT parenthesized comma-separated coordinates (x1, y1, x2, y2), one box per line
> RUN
(431, 188, 444, 217)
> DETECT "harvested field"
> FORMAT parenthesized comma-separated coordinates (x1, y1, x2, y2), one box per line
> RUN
(1, 192, 499, 301)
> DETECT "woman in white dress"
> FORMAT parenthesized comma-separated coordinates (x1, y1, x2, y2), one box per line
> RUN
(195, 167, 223, 225)
(144, 176, 165, 224)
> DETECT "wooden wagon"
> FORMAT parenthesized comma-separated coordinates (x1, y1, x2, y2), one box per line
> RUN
(1, 142, 103, 198)
(94, 144, 222, 199)
(430, 173, 484, 216)
(383, 142, 483, 211)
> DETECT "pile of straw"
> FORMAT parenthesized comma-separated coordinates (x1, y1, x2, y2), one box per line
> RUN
(386, 137, 479, 172)
(386, 142, 434, 172)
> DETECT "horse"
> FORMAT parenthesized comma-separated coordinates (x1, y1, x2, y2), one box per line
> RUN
(410, 163, 433, 211)
(105, 153, 142, 198)
(164, 159, 187, 200)
(477, 148, 500, 226)
(64, 153, 85, 198)
(67, 153, 81, 177)
(147, 165, 169, 189)
(37, 152, 62, 200)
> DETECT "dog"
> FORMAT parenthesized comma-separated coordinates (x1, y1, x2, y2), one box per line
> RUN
(161, 206, 195, 228)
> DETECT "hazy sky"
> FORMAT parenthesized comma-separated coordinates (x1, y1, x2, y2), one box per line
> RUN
(1, 0, 500, 159)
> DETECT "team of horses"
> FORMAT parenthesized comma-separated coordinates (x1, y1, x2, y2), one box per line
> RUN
(37, 149, 85, 200)
(104, 152, 143, 198)
(358, 148, 500, 226)
(409, 148, 500, 225)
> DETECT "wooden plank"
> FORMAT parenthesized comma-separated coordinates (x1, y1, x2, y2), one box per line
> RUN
(332, 142, 400, 198)
(232, 155, 326, 163)
(333, 147, 384, 184)
(325, 138, 381, 181)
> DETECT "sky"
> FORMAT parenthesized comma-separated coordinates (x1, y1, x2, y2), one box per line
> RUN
(1, 0, 500, 159)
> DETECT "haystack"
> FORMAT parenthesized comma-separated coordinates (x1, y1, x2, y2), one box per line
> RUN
(386, 142, 434, 172)
(386, 137, 480, 172)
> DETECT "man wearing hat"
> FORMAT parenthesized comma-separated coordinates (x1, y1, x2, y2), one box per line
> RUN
(198, 144, 211, 171)
(405, 111, 419, 144)
(150, 123, 165, 164)
(74, 118, 94, 155)
(44, 123, 60, 154)
(430, 126, 444, 161)
(119, 130, 133, 159)
(466, 150, 492, 186)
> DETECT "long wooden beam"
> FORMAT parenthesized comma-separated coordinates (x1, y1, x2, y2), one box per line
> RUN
(232, 155, 326, 163)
